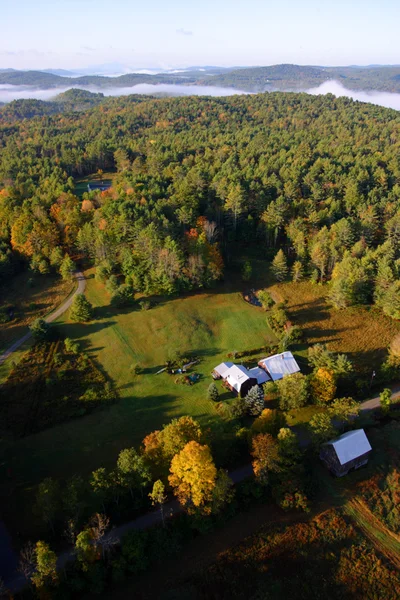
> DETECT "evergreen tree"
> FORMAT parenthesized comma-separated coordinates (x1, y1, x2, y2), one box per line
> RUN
(207, 383, 219, 402)
(245, 385, 265, 416)
(70, 294, 93, 322)
(292, 260, 304, 282)
(271, 249, 288, 282)
(59, 254, 76, 281)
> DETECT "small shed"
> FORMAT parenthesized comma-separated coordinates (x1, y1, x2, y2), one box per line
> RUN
(225, 365, 257, 398)
(213, 361, 234, 379)
(248, 366, 271, 385)
(320, 429, 372, 477)
(258, 351, 300, 381)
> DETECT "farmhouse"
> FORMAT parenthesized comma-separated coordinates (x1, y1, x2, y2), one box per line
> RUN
(258, 351, 300, 381)
(320, 429, 372, 477)
(213, 361, 234, 379)
(225, 364, 257, 397)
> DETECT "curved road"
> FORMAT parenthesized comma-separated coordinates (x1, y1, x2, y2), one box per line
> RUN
(0, 271, 85, 366)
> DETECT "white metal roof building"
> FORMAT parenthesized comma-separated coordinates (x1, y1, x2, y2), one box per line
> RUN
(248, 366, 271, 385)
(327, 429, 372, 466)
(320, 429, 372, 477)
(213, 361, 234, 379)
(258, 351, 300, 381)
(225, 365, 252, 394)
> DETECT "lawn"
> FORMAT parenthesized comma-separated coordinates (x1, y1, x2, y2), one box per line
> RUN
(0, 272, 74, 355)
(74, 171, 116, 197)
(0, 271, 278, 535)
(268, 281, 400, 374)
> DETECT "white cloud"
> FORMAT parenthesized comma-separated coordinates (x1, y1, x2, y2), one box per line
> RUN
(176, 28, 193, 36)
(307, 80, 400, 111)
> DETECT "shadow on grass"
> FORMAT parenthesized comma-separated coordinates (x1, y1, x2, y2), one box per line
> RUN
(56, 320, 117, 340)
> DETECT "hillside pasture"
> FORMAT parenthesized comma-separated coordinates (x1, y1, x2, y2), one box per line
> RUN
(0, 273, 277, 530)
(268, 281, 400, 374)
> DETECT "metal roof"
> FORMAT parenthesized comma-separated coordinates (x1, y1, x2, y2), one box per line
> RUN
(213, 361, 234, 378)
(248, 366, 271, 384)
(225, 364, 251, 393)
(259, 351, 300, 381)
(326, 429, 372, 466)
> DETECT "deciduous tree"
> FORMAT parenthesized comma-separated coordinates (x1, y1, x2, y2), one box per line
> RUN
(169, 441, 217, 513)
(251, 433, 281, 485)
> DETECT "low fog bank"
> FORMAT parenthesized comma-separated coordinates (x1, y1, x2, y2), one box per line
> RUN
(307, 80, 400, 111)
(1, 80, 400, 111)
(0, 83, 249, 104)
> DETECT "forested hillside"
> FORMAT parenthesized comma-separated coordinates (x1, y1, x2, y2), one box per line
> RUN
(1, 91, 400, 315)
(3, 64, 400, 92)
(203, 64, 400, 92)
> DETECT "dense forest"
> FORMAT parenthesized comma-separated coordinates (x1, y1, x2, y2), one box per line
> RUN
(1, 91, 400, 314)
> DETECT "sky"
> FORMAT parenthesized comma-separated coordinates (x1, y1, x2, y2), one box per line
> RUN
(1, 0, 399, 71)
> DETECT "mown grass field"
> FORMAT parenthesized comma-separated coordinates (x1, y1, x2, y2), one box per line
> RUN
(269, 280, 400, 374)
(0, 272, 74, 355)
(0, 271, 278, 534)
(74, 171, 116, 197)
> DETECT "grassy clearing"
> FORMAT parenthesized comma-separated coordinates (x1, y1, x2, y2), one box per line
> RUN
(0, 272, 74, 354)
(0, 271, 277, 532)
(74, 171, 116, 197)
(269, 281, 400, 374)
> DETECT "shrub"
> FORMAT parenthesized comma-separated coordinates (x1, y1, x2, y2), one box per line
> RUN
(257, 289, 275, 310)
(139, 300, 151, 311)
(64, 338, 80, 354)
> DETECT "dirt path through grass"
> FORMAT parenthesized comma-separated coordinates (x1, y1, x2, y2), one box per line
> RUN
(344, 496, 400, 569)
(0, 272, 85, 366)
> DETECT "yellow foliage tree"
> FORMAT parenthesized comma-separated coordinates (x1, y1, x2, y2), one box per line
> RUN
(169, 441, 217, 513)
(251, 408, 287, 436)
(310, 368, 337, 404)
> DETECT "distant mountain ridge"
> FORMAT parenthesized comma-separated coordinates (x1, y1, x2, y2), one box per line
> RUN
(1, 64, 400, 93)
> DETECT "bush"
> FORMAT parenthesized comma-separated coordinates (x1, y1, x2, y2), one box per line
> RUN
(64, 338, 80, 354)
(257, 289, 275, 310)
(139, 300, 151, 311)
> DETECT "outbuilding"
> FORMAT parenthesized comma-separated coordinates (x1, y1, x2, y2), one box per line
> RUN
(248, 366, 271, 385)
(258, 351, 300, 381)
(320, 429, 372, 477)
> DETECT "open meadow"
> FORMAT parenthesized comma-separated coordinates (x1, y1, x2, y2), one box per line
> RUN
(0, 270, 278, 535)
(269, 280, 400, 376)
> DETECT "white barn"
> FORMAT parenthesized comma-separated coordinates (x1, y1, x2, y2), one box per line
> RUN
(258, 351, 300, 381)
(320, 429, 372, 477)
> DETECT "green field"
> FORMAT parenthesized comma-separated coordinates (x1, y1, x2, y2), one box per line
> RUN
(0, 271, 277, 534)
(74, 172, 115, 197)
